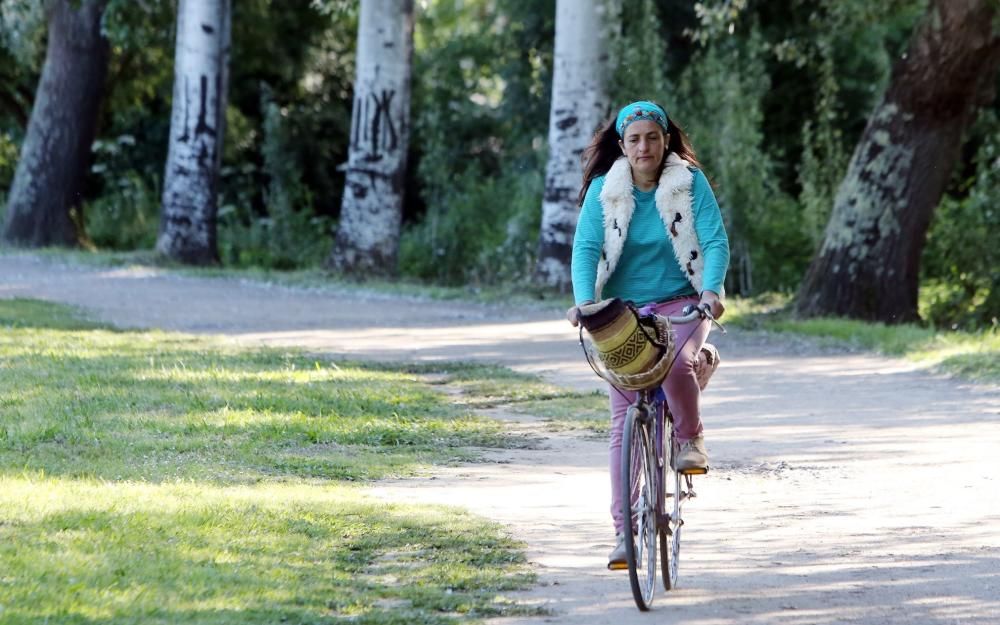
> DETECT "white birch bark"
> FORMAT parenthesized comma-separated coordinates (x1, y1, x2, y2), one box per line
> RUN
(157, 0, 231, 265)
(535, 0, 612, 290)
(328, 0, 414, 275)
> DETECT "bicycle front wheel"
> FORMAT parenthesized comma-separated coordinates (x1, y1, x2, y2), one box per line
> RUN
(621, 406, 658, 611)
(660, 442, 683, 590)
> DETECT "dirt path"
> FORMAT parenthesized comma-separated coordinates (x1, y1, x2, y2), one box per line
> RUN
(3, 252, 999, 624)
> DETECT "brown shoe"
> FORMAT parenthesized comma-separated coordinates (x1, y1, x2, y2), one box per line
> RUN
(675, 435, 709, 473)
(694, 343, 720, 391)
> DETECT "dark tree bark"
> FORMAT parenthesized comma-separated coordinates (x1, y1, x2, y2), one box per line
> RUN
(1, 0, 109, 247)
(796, 0, 1000, 323)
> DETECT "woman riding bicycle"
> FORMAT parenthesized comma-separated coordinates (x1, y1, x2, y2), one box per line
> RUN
(565, 101, 730, 569)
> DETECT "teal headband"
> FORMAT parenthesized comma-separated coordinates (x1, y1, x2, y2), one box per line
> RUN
(615, 101, 669, 137)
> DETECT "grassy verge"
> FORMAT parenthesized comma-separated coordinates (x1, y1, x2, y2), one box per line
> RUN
(0, 298, 542, 624)
(725, 294, 1000, 382)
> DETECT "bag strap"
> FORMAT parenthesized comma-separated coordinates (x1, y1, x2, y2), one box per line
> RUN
(624, 301, 667, 351)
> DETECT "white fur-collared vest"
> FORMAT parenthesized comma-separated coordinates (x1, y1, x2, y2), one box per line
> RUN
(594, 153, 708, 301)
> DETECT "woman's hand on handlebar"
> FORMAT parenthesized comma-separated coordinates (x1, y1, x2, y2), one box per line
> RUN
(566, 300, 593, 327)
(699, 290, 725, 320)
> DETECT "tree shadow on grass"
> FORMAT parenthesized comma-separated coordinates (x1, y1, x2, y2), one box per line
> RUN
(0, 297, 116, 331)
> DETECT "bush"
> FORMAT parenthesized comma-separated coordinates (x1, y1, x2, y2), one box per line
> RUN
(83, 135, 160, 250)
(676, 28, 812, 295)
(0, 130, 17, 192)
(217, 87, 333, 270)
(921, 110, 1000, 330)
(399, 165, 542, 286)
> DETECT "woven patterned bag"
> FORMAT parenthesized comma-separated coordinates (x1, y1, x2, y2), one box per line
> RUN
(578, 298, 675, 390)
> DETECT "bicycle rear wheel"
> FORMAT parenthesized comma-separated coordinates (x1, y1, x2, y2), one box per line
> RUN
(621, 406, 658, 610)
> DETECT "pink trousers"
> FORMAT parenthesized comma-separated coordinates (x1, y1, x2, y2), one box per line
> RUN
(608, 296, 709, 535)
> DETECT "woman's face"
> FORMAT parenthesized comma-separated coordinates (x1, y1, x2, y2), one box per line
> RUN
(619, 120, 667, 178)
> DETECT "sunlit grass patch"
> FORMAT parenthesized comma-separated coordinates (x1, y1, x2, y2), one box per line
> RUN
(0, 300, 530, 483)
(0, 475, 539, 625)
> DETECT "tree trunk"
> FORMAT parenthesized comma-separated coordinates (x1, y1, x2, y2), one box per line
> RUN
(157, 0, 231, 265)
(796, 0, 1000, 323)
(328, 0, 414, 276)
(1, 0, 109, 248)
(534, 0, 612, 291)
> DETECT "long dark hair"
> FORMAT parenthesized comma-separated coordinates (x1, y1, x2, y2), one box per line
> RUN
(577, 112, 703, 206)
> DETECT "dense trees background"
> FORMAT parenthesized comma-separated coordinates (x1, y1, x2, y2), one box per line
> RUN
(0, 0, 997, 328)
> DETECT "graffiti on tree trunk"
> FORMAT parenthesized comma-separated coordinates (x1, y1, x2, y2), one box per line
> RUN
(177, 73, 221, 169)
(351, 88, 399, 162)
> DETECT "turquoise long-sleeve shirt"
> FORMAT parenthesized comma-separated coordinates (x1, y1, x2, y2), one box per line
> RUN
(571, 168, 730, 306)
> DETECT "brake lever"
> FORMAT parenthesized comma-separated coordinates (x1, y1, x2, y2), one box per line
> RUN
(683, 303, 728, 334)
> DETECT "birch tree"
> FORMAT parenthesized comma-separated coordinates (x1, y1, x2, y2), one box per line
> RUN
(157, 0, 231, 265)
(534, 0, 612, 290)
(796, 0, 1000, 323)
(1, 0, 109, 247)
(328, 0, 414, 275)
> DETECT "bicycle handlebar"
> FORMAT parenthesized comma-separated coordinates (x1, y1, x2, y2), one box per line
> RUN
(662, 304, 727, 334)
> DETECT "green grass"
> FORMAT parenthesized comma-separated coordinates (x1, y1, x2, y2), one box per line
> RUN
(0, 298, 542, 624)
(0, 300, 526, 483)
(0, 477, 537, 624)
(391, 362, 609, 432)
(515, 391, 610, 434)
(725, 293, 1000, 382)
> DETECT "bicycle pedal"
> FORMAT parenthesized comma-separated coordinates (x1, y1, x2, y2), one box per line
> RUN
(607, 562, 628, 571)
(680, 466, 709, 475)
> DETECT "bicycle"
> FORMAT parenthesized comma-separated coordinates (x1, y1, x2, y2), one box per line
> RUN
(579, 302, 724, 611)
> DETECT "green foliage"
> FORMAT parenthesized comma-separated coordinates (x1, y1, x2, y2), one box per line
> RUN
(0, 0, 44, 65)
(661, 0, 927, 294)
(797, 48, 849, 247)
(675, 25, 811, 294)
(400, 165, 543, 285)
(921, 109, 1000, 330)
(0, 129, 16, 194)
(218, 86, 333, 270)
(0, 5, 38, 206)
(608, 0, 673, 104)
(84, 135, 161, 250)
(401, 0, 554, 285)
(227, 0, 356, 219)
